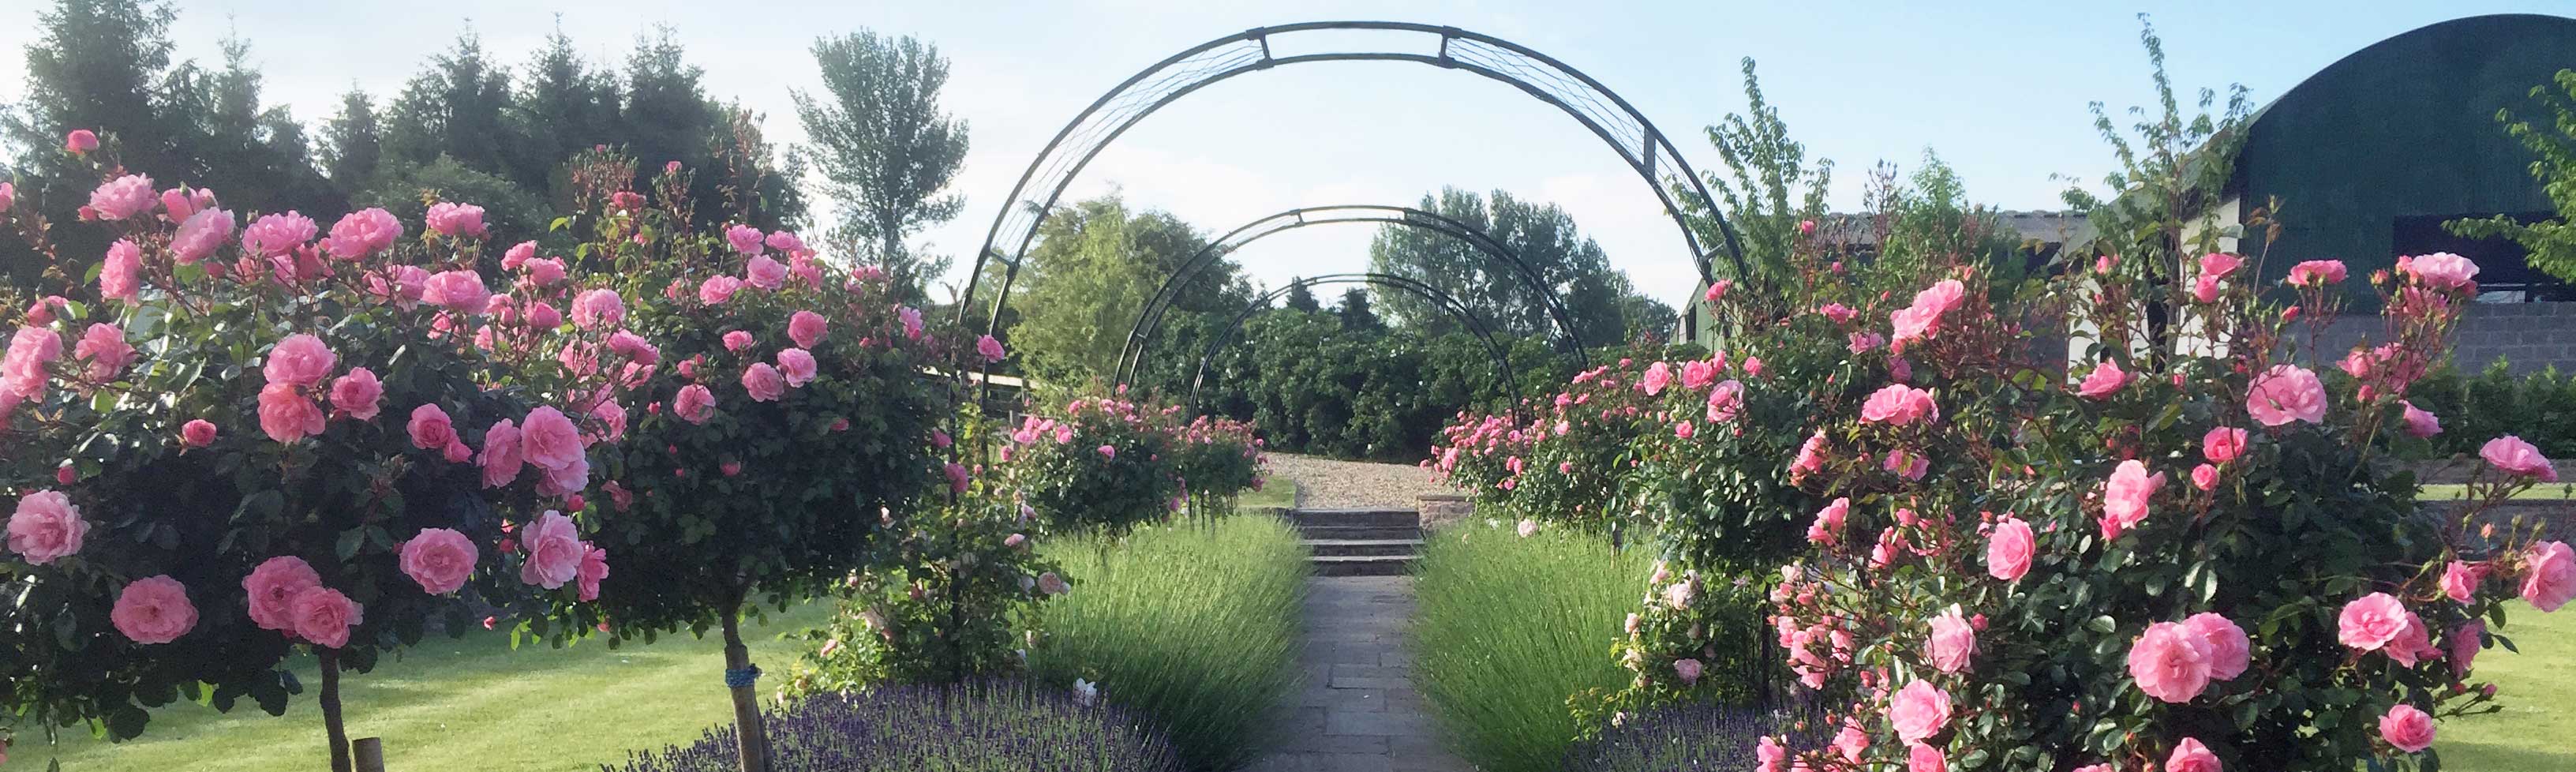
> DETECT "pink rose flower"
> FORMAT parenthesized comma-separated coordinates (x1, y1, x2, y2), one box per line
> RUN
(325, 208, 402, 259)
(1860, 384, 1938, 425)
(2183, 613, 2249, 680)
(1986, 515, 2034, 581)
(1, 327, 61, 400)
(578, 543, 609, 601)
(1706, 380, 1744, 422)
(2481, 435, 2558, 482)
(2405, 252, 2479, 290)
(2128, 620, 2214, 703)
(2076, 358, 2128, 399)
(6, 490, 87, 564)
(1037, 572, 1070, 595)
(290, 586, 364, 648)
(2191, 463, 2218, 491)
(944, 462, 969, 493)
(698, 275, 743, 305)
(503, 240, 537, 269)
(1097, 444, 1118, 459)
(408, 403, 457, 450)
(2100, 460, 2163, 538)
(65, 129, 98, 153)
(240, 212, 318, 257)
(1926, 605, 1975, 673)
(1888, 680, 1951, 744)
(2443, 560, 2484, 603)
(257, 382, 324, 443)
(111, 575, 197, 644)
(2524, 541, 2574, 612)
(572, 289, 625, 330)
(263, 334, 337, 388)
(2399, 400, 2442, 438)
(766, 230, 807, 253)
(172, 208, 234, 264)
(1672, 658, 1702, 685)
(182, 418, 218, 448)
(1639, 362, 1672, 395)
(1672, 420, 1694, 439)
(422, 270, 490, 314)
(1907, 743, 1946, 772)
(744, 254, 787, 290)
(977, 335, 1006, 364)
(741, 363, 786, 402)
(368, 264, 429, 308)
(2166, 738, 2221, 772)
(1833, 720, 1867, 763)
(2378, 704, 2435, 753)
(675, 384, 716, 424)
(725, 224, 765, 255)
(2338, 592, 2411, 652)
(242, 556, 321, 632)
(88, 174, 156, 220)
(1679, 359, 1716, 389)
(2245, 365, 2327, 426)
(2450, 620, 2484, 677)
(1889, 279, 1965, 343)
(523, 257, 567, 287)
(722, 330, 754, 353)
(1518, 519, 1541, 538)
(99, 238, 141, 302)
(329, 367, 383, 420)
(0, 181, 11, 212)
(2202, 427, 2248, 463)
(399, 528, 478, 595)
(519, 407, 585, 472)
(480, 418, 524, 488)
(1756, 736, 1785, 772)
(2200, 252, 2245, 277)
(790, 310, 828, 348)
(1704, 279, 1732, 302)
(535, 454, 589, 497)
(1819, 302, 1857, 323)
(519, 511, 583, 589)
(777, 348, 818, 387)
(525, 301, 563, 330)
(1805, 497, 1849, 546)
(74, 322, 133, 380)
(2287, 259, 2347, 286)
(423, 201, 487, 238)
(900, 306, 924, 339)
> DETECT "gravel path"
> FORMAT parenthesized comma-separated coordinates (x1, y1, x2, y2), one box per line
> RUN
(1266, 454, 1458, 509)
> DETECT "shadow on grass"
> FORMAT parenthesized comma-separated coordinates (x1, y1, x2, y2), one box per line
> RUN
(2438, 739, 2576, 772)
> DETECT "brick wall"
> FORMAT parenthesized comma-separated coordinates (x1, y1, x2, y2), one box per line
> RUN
(2315, 302, 2576, 374)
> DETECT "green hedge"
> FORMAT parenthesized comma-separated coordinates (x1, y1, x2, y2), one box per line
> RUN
(2407, 360, 2576, 459)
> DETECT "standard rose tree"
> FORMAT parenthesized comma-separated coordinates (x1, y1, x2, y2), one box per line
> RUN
(555, 154, 949, 772)
(0, 130, 627, 771)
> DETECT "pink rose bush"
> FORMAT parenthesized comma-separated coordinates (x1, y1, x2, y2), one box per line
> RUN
(0, 144, 627, 759)
(1736, 213, 2557, 772)
(540, 149, 953, 757)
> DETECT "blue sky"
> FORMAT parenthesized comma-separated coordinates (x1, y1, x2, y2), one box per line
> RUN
(4, 1, 2568, 309)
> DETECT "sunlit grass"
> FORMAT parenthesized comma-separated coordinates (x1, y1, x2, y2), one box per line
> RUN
(2439, 601, 2576, 772)
(21, 605, 832, 772)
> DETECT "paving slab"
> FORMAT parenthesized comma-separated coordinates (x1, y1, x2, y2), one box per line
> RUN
(1246, 575, 1469, 772)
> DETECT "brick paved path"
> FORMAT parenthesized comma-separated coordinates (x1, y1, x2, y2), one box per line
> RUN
(1246, 575, 1472, 772)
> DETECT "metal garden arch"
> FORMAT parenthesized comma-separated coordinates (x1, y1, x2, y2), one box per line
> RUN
(1112, 204, 1593, 387)
(960, 21, 1749, 353)
(1185, 272, 1522, 415)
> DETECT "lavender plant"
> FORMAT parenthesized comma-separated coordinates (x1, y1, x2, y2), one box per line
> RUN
(606, 680, 1183, 772)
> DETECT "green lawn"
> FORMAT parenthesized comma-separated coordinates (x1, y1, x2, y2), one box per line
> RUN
(2439, 601, 2576, 772)
(1237, 474, 1296, 511)
(14, 604, 830, 772)
(2419, 483, 2576, 501)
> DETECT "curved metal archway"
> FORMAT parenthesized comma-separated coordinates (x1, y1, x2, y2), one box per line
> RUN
(960, 21, 1749, 342)
(1188, 272, 1522, 417)
(1114, 204, 1593, 387)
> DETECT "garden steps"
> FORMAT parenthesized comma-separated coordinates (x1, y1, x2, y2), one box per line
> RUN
(1285, 507, 1425, 575)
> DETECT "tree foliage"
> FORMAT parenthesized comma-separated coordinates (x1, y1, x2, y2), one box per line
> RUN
(1367, 187, 1653, 347)
(794, 30, 969, 301)
(2447, 68, 2576, 283)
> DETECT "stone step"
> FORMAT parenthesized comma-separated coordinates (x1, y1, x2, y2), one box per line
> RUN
(1311, 555, 1416, 576)
(1286, 508, 1421, 529)
(1301, 538, 1425, 557)
(1293, 525, 1423, 542)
